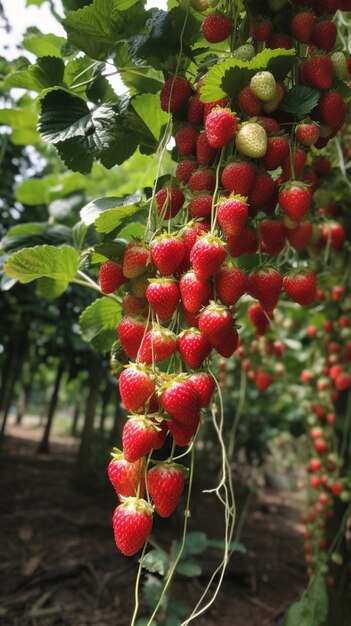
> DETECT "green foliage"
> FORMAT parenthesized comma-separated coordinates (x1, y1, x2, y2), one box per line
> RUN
(280, 86, 321, 120)
(142, 548, 169, 576)
(131, 93, 169, 141)
(79, 296, 122, 351)
(3, 244, 79, 285)
(0, 102, 40, 145)
(4, 56, 65, 92)
(22, 32, 66, 58)
(284, 575, 329, 626)
(0, 223, 74, 253)
(80, 193, 143, 226)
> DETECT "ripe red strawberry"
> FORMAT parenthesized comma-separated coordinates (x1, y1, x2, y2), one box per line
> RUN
(175, 126, 199, 156)
(221, 161, 256, 196)
(188, 193, 213, 221)
(160, 76, 192, 112)
(282, 149, 307, 179)
(314, 92, 346, 129)
(267, 33, 293, 49)
(203, 98, 229, 121)
(146, 279, 179, 321)
(156, 185, 185, 220)
(291, 12, 315, 43)
(247, 302, 272, 337)
(296, 122, 320, 146)
(189, 168, 216, 192)
(113, 497, 153, 556)
(286, 221, 313, 249)
(283, 271, 317, 305)
(123, 242, 150, 279)
(238, 86, 262, 116)
(322, 222, 346, 250)
(183, 309, 200, 328)
(217, 196, 249, 237)
(215, 327, 239, 357)
(248, 173, 276, 209)
(226, 225, 258, 257)
(205, 108, 238, 149)
(312, 156, 331, 177)
(216, 265, 247, 306)
(108, 451, 146, 500)
(302, 56, 334, 90)
(99, 261, 126, 294)
(247, 267, 282, 312)
(118, 316, 149, 359)
(168, 412, 200, 446)
(179, 271, 211, 313)
(150, 235, 185, 276)
(148, 463, 186, 517)
(160, 375, 200, 423)
(312, 21, 337, 51)
(261, 136, 290, 170)
(138, 326, 177, 364)
(335, 373, 351, 390)
(122, 415, 164, 462)
(181, 221, 210, 262)
(178, 328, 212, 369)
(198, 303, 233, 345)
(279, 183, 312, 221)
(190, 235, 226, 279)
(196, 132, 217, 166)
(315, 0, 338, 15)
(176, 159, 198, 184)
(122, 293, 149, 318)
(149, 417, 168, 450)
(202, 12, 232, 43)
(251, 18, 274, 41)
(119, 365, 155, 412)
(259, 219, 286, 256)
(255, 116, 280, 134)
(187, 93, 205, 125)
(188, 372, 215, 407)
(255, 369, 273, 392)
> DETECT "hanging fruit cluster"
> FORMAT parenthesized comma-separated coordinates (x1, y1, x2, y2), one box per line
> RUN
(98, 0, 351, 558)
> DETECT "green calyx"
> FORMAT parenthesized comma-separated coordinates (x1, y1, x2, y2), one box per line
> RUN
(119, 496, 153, 515)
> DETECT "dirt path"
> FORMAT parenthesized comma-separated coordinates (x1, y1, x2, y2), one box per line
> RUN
(0, 432, 306, 626)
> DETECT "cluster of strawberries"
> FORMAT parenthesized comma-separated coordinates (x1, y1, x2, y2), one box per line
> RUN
(99, 0, 351, 558)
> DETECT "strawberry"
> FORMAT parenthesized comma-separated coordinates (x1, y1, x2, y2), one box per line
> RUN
(168, 413, 200, 447)
(247, 267, 282, 312)
(175, 126, 199, 156)
(296, 122, 320, 146)
(118, 316, 149, 359)
(156, 185, 185, 220)
(108, 451, 146, 500)
(198, 303, 233, 345)
(123, 242, 150, 279)
(122, 415, 164, 462)
(314, 0, 338, 15)
(286, 221, 313, 249)
(227, 225, 258, 257)
(235, 123, 267, 158)
(312, 156, 331, 177)
(312, 20, 337, 52)
(291, 12, 315, 44)
(113, 497, 153, 556)
(178, 328, 212, 369)
(203, 98, 230, 121)
(279, 183, 312, 221)
(221, 161, 256, 196)
(282, 149, 307, 179)
(160, 76, 192, 112)
(187, 93, 205, 125)
(261, 83, 285, 114)
(314, 92, 346, 129)
(259, 219, 286, 256)
(267, 33, 293, 49)
(322, 222, 346, 250)
(261, 136, 290, 170)
(255, 369, 273, 392)
(189, 193, 213, 221)
(215, 327, 239, 357)
(251, 18, 274, 41)
(183, 309, 200, 328)
(250, 71, 276, 102)
(160, 375, 200, 423)
(247, 302, 272, 337)
(148, 463, 186, 518)
(179, 271, 211, 313)
(202, 12, 232, 43)
(150, 235, 185, 276)
(217, 196, 249, 237)
(188, 168, 216, 193)
(119, 364, 155, 412)
(99, 261, 126, 294)
(302, 56, 334, 90)
(196, 133, 217, 166)
(190, 234, 227, 279)
(255, 116, 280, 134)
(335, 373, 351, 391)
(331, 51, 348, 80)
(216, 265, 247, 306)
(138, 326, 177, 364)
(238, 86, 262, 117)
(283, 271, 317, 305)
(188, 372, 215, 407)
(339, 0, 351, 8)
(248, 172, 275, 209)
(181, 221, 210, 262)
(205, 108, 238, 149)
(146, 279, 179, 321)
(176, 159, 198, 184)
(122, 293, 149, 318)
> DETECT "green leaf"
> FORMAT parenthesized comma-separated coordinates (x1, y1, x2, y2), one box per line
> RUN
(3, 245, 79, 284)
(23, 32, 66, 58)
(4, 57, 65, 92)
(183, 531, 208, 555)
(131, 93, 169, 141)
(207, 539, 247, 553)
(118, 221, 145, 240)
(63, 57, 95, 92)
(0, 223, 73, 253)
(94, 203, 146, 234)
(142, 549, 169, 576)
(91, 240, 127, 264)
(0, 104, 40, 145)
(280, 86, 321, 120)
(143, 574, 164, 611)
(175, 560, 202, 577)
(284, 575, 328, 626)
(80, 193, 142, 225)
(36, 277, 69, 298)
(79, 296, 122, 351)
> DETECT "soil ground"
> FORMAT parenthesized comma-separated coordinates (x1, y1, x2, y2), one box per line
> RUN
(0, 420, 307, 626)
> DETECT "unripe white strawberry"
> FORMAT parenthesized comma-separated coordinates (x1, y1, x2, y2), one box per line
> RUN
(250, 71, 276, 102)
(262, 83, 284, 113)
(235, 122, 267, 158)
(331, 52, 348, 80)
(233, 43, 255, 61)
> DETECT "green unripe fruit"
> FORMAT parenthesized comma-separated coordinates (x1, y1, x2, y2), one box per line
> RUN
(179, 0, 218, 11)
(250, 71, 277, 102)
(331, 52, 348, 80)
(340, 490, 351, 502)
(232, 43, 255, 61)
(268, 0, 287, 9)
(235, 122, 267, 158)
(331, 553, 343, 566)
